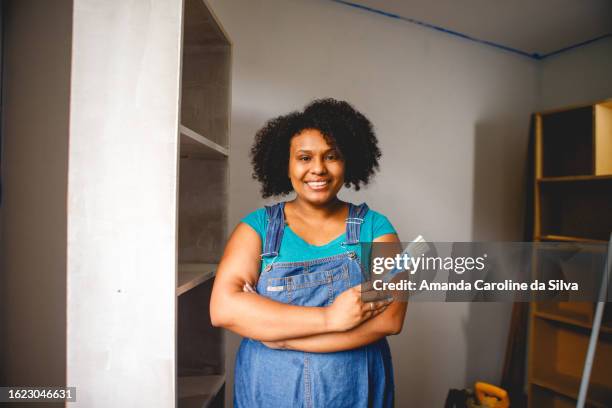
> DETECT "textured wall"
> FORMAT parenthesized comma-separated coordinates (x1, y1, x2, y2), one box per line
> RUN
(0, 0, 72, 390)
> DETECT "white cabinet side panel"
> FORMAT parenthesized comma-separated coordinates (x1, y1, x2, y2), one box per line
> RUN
(67, 1, 183, 406)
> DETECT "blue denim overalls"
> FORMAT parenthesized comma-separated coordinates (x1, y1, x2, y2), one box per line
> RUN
(234, 202, 395, 408)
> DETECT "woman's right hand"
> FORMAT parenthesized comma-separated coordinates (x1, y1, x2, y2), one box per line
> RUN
(324, 284, 392, 332)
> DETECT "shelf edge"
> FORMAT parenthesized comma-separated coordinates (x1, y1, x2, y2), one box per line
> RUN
(534, 311, 612, 335)
(180, 124, 229, 157)
(538, 175, 612, 183)
(177, 263, 218, 296)
(537, 235, 608, 244)
(530, 377, 610, 408)
(177, 374, 226, 403)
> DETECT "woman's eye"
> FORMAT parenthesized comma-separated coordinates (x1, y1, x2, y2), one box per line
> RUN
(326, 154, 338, 160)
(298, 156, 311, 162)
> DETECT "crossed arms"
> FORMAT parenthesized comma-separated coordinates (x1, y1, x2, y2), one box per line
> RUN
(209, 223, 407, 353)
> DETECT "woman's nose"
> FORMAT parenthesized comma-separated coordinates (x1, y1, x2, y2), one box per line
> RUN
(310, 157, 327, 174)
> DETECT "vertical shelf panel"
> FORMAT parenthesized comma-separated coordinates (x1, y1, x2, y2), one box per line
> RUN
(594, 102, 612, 176)
(535, 114, 543, 238)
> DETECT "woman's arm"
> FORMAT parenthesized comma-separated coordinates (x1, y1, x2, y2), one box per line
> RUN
(263, 233, 407, 352)
(270, 300, 405, 353)
(209, 223, 390, 342)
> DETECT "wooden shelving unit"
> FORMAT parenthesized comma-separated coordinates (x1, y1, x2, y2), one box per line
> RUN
(177, 1, 231, 407)
(528, 99, 612, 408)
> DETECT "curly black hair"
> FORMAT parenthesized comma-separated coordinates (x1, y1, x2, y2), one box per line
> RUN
(250, 98, 382, 198)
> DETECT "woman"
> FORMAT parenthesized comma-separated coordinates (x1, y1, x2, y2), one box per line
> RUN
(210, 98, 406, 407)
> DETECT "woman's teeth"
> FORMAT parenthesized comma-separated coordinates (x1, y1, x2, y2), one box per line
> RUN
(306, 181, 328, 189)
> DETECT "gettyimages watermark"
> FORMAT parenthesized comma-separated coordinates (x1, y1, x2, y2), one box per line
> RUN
(359, 241, 611, 302)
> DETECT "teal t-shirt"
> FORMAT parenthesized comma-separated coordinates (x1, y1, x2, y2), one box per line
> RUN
(241, 203, 397, 271)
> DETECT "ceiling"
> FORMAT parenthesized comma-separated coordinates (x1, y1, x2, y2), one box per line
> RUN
(335, 0, 612, 58)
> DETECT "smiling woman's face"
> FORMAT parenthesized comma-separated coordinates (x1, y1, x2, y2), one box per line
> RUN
(288, 128, 345, 206)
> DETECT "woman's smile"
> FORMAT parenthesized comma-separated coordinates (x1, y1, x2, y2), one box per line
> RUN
(305, 179, 330, 190)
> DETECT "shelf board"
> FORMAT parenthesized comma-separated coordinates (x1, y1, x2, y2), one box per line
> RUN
(534, 308, 592, 327)
(534, 311, 612, 335)
(180, 124, 228, 159)
(530, 373, 612, 408)
(538, 175, 612, 183)
(177, 263, 217, 296)
(178, 374, 225, 408)
(537, 235, 608, 244)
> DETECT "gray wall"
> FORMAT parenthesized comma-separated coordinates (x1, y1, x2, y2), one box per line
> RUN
(207, 0, 539, 406)
(538, 37, 612, 110)
(0, 0, 72, 389)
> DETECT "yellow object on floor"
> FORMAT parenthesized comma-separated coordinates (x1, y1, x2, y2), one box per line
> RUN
(474, 382, 510, 408)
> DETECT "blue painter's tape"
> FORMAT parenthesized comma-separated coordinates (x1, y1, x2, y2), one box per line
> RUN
(328, 0, 612, 61)
(540, 34, 612, 59)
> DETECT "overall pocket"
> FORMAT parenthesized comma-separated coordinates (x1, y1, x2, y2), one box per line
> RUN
(265, 264, 349, 307)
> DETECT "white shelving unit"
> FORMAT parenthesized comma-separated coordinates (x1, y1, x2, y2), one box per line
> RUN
(177, 0, 231, 407)
(1, 1, 230, 405)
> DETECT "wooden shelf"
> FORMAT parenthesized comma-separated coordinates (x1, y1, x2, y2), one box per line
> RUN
(531, 373, 611, 408)
(534, 302, 593, 326)
(180, 125, 228, 159)
(178, 374, 225, 408)
(177, 263, 217, 296)
(538, 175, 612, 183)
(534, 310, 612, 335)
(537, 235, 608, 244)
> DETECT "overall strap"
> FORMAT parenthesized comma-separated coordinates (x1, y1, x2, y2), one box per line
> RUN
(261, 202, 286, 259)
(344, 202, 369, 245)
